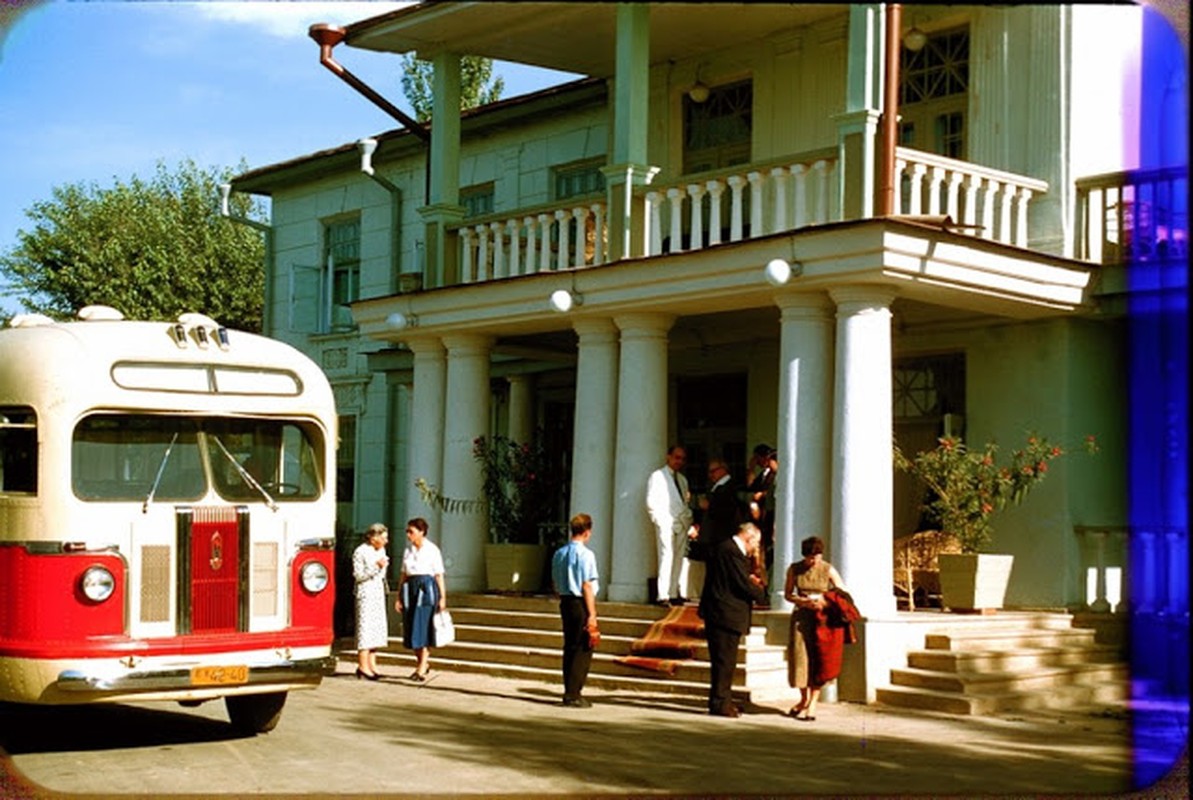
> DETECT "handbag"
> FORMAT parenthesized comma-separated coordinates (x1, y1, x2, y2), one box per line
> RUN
(433, 609, 455, 646)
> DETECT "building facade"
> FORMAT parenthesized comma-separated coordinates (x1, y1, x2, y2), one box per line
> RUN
(230, 3, 1187, 700)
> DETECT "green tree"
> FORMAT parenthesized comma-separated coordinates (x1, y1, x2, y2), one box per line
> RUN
(0, 159, 266, 331)
(400, 54, 505, 122)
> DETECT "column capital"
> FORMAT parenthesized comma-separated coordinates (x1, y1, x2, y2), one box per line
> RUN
(614, 312, 676, 337)
(404, 335, 445, 357)
(600, 162, 661, 188)
(573, 317, 619, 342)
(829, 285, 897, 313)
(775, 291, 835, 319)
(441, 333, 495, 356)
(418, 203, 467, 223)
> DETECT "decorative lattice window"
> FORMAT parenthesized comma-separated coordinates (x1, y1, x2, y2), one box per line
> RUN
(893, 353, 965, 420)
(900, 29, 969, 105)
(683, 79, 753, 175)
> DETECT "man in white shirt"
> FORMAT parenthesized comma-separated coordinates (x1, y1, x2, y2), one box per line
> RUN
(645, 444, 694, 606)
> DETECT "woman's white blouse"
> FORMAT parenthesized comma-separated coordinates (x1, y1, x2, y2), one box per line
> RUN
(402, 539, 445, 576)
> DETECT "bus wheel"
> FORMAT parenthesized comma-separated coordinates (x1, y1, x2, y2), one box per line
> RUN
(225, 691, 287, 734)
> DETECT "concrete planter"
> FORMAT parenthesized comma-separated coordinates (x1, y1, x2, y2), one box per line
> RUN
(484, 543, 548, 593)
(938, 553, 1014, 613)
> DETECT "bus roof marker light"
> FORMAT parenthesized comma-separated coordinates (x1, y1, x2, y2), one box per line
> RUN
(193, 325, 210, 349)
(170, 324, 188, 348)
(215, 327, 230, 350)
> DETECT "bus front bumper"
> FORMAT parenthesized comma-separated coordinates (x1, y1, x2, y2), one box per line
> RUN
(55, 654, 337, 695)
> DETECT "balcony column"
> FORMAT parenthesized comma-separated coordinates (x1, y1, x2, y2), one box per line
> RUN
(404, 336, 447, 532)
(834, 4, 884, 220)
(507, 373, 535, 446)
(772, 293, 835, 608)
(419, 52, 465, 287)
(602, 3, 658, 261)
(569, 319, 620, 597)
(608, 312, 675, 602)
(828, 286, 896, 621)
(440, 333, 494, 591)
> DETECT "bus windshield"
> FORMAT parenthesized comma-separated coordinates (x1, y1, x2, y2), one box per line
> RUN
(72, 414, 323, 503)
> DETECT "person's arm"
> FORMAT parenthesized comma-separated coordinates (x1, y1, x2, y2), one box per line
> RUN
(645, 470, 668, 525)
(394, 569, 407, 611)
(435, 572, 447, 611)
(582, 579, 597, 628)
(827, 564, 847, 593)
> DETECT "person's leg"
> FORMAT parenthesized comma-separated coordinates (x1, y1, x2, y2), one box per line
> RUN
(357, 648, 372, 674)
(655, 526, 673, 603)
(560, 599, 581, 699)
(671, 527, 690, 601)
(572, 606, 594, 697)
(415, 646, 430, 676)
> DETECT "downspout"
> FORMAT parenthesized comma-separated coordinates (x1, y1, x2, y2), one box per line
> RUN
(218, 183, 275, 334)
(358, 138, 404, 291)
(877, 3, 902, 216)
(309, 23, 431, 203)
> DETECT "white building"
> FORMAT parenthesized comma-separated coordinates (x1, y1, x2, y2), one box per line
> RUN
(229, 3, 1187, 701)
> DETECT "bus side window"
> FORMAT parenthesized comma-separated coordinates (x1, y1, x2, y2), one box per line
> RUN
(0, 407, 38, 494)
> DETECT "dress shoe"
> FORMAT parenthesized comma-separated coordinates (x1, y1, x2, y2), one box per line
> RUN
(562, 696, 592, 708)
(710, 704, 740, 718)
(355, 668, 380, 681)
(669, 597, 687, 606)
(655, 598, 671, 607)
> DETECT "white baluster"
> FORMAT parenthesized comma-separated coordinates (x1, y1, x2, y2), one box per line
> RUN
(981, 179, 999, 240)
(1089, 530, 1111, 612)
(507, 219, 522, 276)
(927, 166, 946, 217)
(687, 184, 706, 251)
(812, 160, 830, 225)
(727, 175, 746, 242)
(1015, 187, 1034, 247)
(706, 180, 725, 246)
(538, 213, 552, 271)
(945, 172, 964, 222)
(475, 224, 490, 282)
(667, 187, 684, 253)
(894, 158, 907, 215)
(572, 207, 589, 266)
(591, 203, 606, 265)
(555, 209, 570, 270)
(963, 174, 982, 229)
(770, 167, 789, 234)
(747, 171, 764, 237)
(646, 191, 663, 256)
(791, 164, 808, 228)
(524, 216, 538, 274)
(460, 227, 476, 283)
(908, 163, 928, 216)
(998, 183, 1014, 244)
(490, 221, 505, 279)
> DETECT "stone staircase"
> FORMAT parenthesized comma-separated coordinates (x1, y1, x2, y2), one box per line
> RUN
(340, 593, 795, 703)
(875, 612, 1130, 715)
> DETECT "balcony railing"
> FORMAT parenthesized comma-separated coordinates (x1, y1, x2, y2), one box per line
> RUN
(1075, 166, 1189, 265)
(895, 147, 1048, 248)
(445, 148, 1054, 287)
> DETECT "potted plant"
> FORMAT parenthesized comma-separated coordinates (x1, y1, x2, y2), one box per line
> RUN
(417, 433, 563, 592)
(893, 432, 1097, 612)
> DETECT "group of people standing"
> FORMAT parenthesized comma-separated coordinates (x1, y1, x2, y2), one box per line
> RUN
(349, 442, 858, 719)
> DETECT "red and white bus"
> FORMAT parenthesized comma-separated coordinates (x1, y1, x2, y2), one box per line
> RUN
(0, 306, 337, 733)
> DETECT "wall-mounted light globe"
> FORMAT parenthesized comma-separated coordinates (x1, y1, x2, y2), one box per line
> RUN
(764, 258, 793, 286)
(549, 289, 581, 313)
(386, 312, 416, 329)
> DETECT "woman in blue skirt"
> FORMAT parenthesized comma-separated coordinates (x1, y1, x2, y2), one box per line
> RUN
(394, 517, 446, 680)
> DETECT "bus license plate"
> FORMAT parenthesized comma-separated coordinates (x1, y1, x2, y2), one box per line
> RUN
(191, 665, 249, 686)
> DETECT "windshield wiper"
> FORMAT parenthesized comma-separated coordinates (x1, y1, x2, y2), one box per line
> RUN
(142, 433, 179, 514)
(211, 435, 278, 512)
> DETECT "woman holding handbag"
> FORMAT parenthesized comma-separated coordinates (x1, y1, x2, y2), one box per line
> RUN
(394, 517, 447, 681)
(352, 523, 390, 680)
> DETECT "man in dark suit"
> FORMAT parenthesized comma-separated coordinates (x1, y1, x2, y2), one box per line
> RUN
(697, 521, 768, 717)
(694, 459, 743, 555)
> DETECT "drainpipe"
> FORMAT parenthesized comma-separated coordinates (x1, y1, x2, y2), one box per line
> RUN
(877, 3, 902, 216)
(309, 23, 431, 203)
(219, 183, 275, 334)
(358, 138, 403, 291)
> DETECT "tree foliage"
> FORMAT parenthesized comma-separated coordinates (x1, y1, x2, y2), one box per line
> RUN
(0, 160, 266, 331)
(399, 55, 505, 123)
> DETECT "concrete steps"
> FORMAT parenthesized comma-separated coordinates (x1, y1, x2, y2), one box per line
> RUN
(341, 592, 796, 702)
(876, 611, 1130, 715)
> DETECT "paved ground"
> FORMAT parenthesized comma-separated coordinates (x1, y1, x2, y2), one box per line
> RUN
(1, 661, 1186, 798)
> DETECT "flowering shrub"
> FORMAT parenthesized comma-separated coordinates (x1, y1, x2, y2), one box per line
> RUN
(472, 434, 559, 544)
(893, 433, 1098, 554)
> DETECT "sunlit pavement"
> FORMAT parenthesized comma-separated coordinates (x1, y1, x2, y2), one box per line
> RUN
(1, 662, 1185, 798)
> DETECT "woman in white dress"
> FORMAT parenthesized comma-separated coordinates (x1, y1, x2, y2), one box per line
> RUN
(352, 523, 390, 680)
(394, 517, 446, 681)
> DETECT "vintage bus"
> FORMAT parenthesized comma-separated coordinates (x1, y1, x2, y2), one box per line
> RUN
(0, 306, 337, 733)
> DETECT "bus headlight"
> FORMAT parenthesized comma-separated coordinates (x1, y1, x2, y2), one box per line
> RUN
(300, 561, 329, 594)
(80, 566, 116, 602)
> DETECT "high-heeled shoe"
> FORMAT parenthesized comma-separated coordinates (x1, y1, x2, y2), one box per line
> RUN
(355, 667, 380, 681)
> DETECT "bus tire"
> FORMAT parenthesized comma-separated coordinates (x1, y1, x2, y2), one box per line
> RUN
(225, 691, 287, 734)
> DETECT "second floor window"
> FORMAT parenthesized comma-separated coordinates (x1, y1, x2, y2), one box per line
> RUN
(554, 160, 606, 201)
(461, 183, 495, 218)
(899, 28, 969, 159)
(324, 218, 360, 333)
(683, 79, 753, 175)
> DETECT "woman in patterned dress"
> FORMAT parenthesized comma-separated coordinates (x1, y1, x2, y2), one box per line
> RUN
(353, 523, 390, 680)
(784, 535, 847, 721)
(395, 517, 447, 681)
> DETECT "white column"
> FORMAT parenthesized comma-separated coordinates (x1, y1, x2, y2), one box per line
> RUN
(569, 319, 620, 596)
(772, 293, 835, 607)
(507, 373, 535, 446)
(608, 312, 675, 602)
(405, 337, 447, 533)
(829, 286, 896, 620)
(441, 333, 494, 592)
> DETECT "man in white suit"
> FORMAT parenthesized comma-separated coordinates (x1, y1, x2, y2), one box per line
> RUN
(645, 444, 694, 606)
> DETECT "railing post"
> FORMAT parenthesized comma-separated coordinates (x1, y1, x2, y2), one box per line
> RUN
(1014, 187, 1034, 247)
(728, 175, 746, 242)
(1089, 529, 1111, 612)
(523, 216, 538, 274)
(927, 166, 945, 217)
(908, 163, 927, 215)
(687, 183, 706, 252)
(945, 172, 964, 221)
(645, 191, 662, 256)
(537, 213, 552, 272)
(747, 171, 764, 237)
(490, 221, 505, 279)
(555, 209, 570, 270)
(706, 181, 725, 246)
(507, 219, 522, 277)
(667, 187, 684, 253)
(572, 207, 589, 266)
(459, 227, 476, 284)
(770, 166, 789, 235)
(998, 183, 1015, 244)
(813, 160, 830, 225)
(791, 164, 808, 229)
(963, 174, 981, 229)
(475, 224, 490, 282)
(980, 178, 999, 240)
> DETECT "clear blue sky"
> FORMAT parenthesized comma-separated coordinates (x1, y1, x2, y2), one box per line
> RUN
(0, 1, 579, 317)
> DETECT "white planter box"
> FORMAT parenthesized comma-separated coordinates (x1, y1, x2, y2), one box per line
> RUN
(938, 553, 1014, 612)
